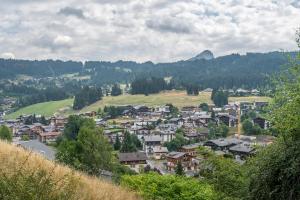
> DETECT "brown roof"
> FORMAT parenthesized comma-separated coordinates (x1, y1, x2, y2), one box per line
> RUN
(39, 131, 61, 137)
(119, 152, 147, 162)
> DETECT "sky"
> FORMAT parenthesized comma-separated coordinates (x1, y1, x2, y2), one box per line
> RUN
(0, 0, 299, 62)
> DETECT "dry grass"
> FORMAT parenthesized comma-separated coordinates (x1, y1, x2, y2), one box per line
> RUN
(80, 90, 213, 113)
(0, 141, 139, 200)
(229, 96, 272, 103)
(79, 90, 271, 113)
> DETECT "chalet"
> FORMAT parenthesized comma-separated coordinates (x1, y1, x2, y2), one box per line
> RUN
(16, 125, 37, 139)
(134, 105, 150, 114)
(119, 152, 147, 172)
(253, 117, 270, 129)
(122, 108, 138, 117)
(50, 116, 68, 128)
(179, 143, 202, 157)
(184, 131, 207, 141)
(31, 123, 44, 134)
(181, 106, 198, 117)
(134, 119, 156, 127)
(130, 126, 150, 136)
(38, 131, 61, 143)
(143, 135, 162, 153)
(204, 138, 242, 151)
(166, 152, 193, 171)
(154, 106, 170, 114)
(17, 114, 33, 123)
(157, 123, 178, 132)
(152, 130, 175, 143)
(217, 113, 237, 127)
(229, 143, 255, 159)
(190, 116, 211, 127)
(168, 118, 184, 126)
(152, 146, 169, 160)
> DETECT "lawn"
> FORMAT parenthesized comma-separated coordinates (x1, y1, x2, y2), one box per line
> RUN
(5, 99, 73, 119)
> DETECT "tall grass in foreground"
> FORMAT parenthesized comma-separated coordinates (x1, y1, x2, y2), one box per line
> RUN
(0, 141, 139, 200)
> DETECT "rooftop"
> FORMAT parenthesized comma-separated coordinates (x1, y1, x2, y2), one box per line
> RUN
(229, 143, 255, 153)
(166, 151, 186, 159)
(144, 135, 162, 142)
(119, 152, 147, 162)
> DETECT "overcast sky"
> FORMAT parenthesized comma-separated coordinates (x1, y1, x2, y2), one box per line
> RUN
(0, 0, 299, 62)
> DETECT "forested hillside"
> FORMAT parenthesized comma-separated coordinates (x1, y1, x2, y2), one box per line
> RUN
(0, 51, 295, 88)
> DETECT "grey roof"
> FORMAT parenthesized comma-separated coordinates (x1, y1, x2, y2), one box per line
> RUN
(119, 152, 147, 162)
(206, 138, 242, 147)
(167, 151, 186, 159)
(153, 146, 169, 153)
(181, 143, 203, 149)
(16, 140, 56, 160)
(229, 144, 255, 153)
(144, 135, 162, 142)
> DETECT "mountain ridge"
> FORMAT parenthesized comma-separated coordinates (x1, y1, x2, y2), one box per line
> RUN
(188, 50, 214, 61)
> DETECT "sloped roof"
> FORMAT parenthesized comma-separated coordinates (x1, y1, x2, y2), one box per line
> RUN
(119, 152, 147, 162)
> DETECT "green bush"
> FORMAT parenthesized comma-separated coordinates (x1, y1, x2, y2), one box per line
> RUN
(121, 173, 217, 200)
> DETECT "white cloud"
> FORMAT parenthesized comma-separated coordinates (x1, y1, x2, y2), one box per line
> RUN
(0, 0, 299, 62)
(1, 52, 15, 59)
(53, 35, 73, 47)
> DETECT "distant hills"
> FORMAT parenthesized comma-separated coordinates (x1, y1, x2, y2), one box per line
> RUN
(0, 51, 297, 88)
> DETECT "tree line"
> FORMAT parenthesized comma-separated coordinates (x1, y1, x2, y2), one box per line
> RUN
(131, 77, 172, 95)
(16, 87, 69, 108)
(73, 86, 103, 110)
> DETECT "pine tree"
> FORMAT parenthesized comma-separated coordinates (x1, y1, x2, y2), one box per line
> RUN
(175, 162, 184, 176)
(40, 116, 48, 125)
(120, 132, 137, 153)
(111, 84, 122, 96)
(114, 134, 121, 150)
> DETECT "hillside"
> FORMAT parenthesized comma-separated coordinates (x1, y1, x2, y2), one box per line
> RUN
(0, 140, 139, 200)
(0, 51, 295, 88)
(4, 98, 73, 119)
(73, 90, 271, 113)
(5, 91, 272, 118)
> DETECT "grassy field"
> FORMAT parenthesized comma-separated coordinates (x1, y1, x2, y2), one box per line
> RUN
(0, 141, 139, 200)
(5, 99, 73, 119)
(80, 91, 213, 113)
(6, 90, 272, 118)
(80, 90, 272, 113)
(229, 96, 271, 103)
